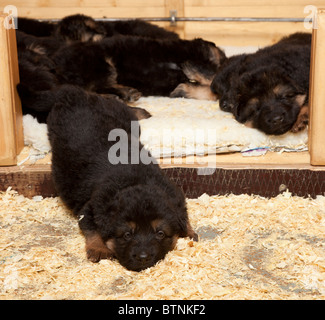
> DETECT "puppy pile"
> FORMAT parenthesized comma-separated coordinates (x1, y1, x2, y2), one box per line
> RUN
(15, 14, 312, 271)
(17, 14, 225, 123)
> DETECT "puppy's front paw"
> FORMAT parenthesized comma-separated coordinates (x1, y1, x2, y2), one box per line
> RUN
(84, 231, 113, 263)
(87, 246, 112, 263)
(131, 106, 152, 120)
(121, 87, 142, 102)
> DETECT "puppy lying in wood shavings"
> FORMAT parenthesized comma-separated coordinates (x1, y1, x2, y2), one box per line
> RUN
(1, 188, 324, 300)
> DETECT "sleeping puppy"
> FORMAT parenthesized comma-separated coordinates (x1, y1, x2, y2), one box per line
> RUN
(47, 85, 197, 271)
(211, 33, 311, 135)
(55, 14, 179, 41)
(16, 31, 61, 123)
(210, 53, 249, 112)
(52, 36, 225, 98)
(100, 18, 179, 40)
(52, 38, 142, 102)
(17, 17, 55, 37)
(233, 66, 308, 135)
(54, 14, 107, 42)
(169, 60, 221, 100)
(18, 14, 179, 42)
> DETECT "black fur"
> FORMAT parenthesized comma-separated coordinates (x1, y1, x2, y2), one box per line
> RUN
(211, 33, 311, 135)
(16, 15, 225, 122)
(100, 18, 179, 40)
(47, 85, 197, 271)
(17, 14, 179, 42)
(16, 17, 55, 37)
(55, 14, 179, 42)
(16, 31, 61, 122)
(52, 36, 225, 97)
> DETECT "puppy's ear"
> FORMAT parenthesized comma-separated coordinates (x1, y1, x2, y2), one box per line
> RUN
(209, 45, 227, 67)
(177, 217, 198, 241)
(295, 94, 307, 107)
(211, 72, 229, 97)
(84, 186, 121, 236)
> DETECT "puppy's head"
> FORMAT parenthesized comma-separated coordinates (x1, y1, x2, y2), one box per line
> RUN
(253, 83, 306, 135)
(233, 67, 307, 135)
(191, 38, 226, 68)
(94, 184, 192, 271)
(211, 54, 248, 113)
(55, 14, 106, 42)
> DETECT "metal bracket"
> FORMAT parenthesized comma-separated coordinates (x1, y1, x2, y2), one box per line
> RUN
(170, 10, 177, 26)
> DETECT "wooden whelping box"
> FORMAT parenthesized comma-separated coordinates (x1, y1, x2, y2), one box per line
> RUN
(0, 13, 23, 166)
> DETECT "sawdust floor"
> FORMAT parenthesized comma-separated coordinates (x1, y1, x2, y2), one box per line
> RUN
(0, 188, 324, 300)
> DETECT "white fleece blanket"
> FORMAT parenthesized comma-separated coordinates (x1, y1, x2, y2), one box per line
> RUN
(23, 97, 308, 159)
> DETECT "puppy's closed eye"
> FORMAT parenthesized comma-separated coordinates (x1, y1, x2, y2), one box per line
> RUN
(155, 230, 165, 240)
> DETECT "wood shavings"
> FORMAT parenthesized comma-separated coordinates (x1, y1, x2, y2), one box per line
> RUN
(0, 188, 324, 300)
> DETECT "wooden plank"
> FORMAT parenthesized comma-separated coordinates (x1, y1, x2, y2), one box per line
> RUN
(8, 22, 24, 156)
(0, 14, 23, 166)
(1, 156, 324, 199)
(11, 149, 321, 170)
(158, 151, 314, 170)
(185, 0, 325, 6)
(184, 21, 309, 46)
(185, 6, 310, 18)
(164, 0, 185, 37)
(4, 0, 322, 10)
(8, 7, 166, 19)
(0, 164, 56, 197)
(0, 0, 165, 8)
(309, 8, 325, 165)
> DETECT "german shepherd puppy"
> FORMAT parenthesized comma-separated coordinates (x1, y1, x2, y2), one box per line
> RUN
(47, 85, 198, 271)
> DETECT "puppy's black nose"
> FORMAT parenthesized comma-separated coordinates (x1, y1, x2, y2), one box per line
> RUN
(220, 99, 230, 111)
(135, 252, 150, 263)
(273, 115, 284, 126)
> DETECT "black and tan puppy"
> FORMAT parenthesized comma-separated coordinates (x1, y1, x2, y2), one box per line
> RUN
(211, 33, 311, 135)
(47, 85, 197, 271)
(17, 17, 55, 37)
(18, 14, 179, 42)
(55, 14, 179, 42)
(16, 31, 61, 123)
(52, 35, 225, 98)
(231, 64, 309, 135)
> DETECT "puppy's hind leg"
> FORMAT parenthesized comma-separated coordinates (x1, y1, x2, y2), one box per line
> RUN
(290, 105, 309, 133)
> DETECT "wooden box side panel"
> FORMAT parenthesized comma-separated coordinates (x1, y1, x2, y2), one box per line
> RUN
(8, 24, 24, 155)
(0, 14, 23, 166)
(0, 15, 17, 166)
(0, 0, 318, 45)
(309, 8, 325, 165)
